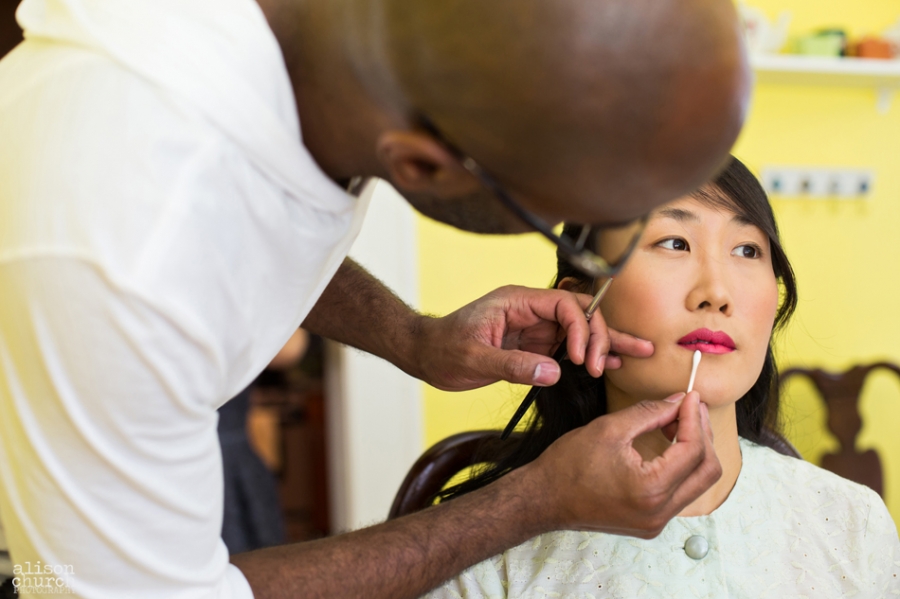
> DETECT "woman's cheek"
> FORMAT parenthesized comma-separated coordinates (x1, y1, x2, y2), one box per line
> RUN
(743, 279, 779, 359)
(601, 275, 673, 338)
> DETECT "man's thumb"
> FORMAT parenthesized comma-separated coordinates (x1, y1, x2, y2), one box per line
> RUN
(614, 395, 685, 439)
(483, 347, 561, 386)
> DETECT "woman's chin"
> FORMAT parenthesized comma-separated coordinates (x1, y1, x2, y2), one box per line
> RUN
(611, 349, 762, 407)
(606, 373, 747, 410)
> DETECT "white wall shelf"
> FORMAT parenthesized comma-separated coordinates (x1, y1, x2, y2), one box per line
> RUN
(751, 55, 900, 112)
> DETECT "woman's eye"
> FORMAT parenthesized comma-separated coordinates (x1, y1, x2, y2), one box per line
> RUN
(733, 244, 761, 259)
(657, 238, 689, 251)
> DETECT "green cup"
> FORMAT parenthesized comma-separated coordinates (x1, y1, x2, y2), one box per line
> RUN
(795, 32, 845, 57)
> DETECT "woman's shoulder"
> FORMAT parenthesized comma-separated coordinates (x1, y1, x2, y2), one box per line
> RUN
(736, 437, 889, 533)
(740, 437, 871, 494)
(723, 438, 900, 594)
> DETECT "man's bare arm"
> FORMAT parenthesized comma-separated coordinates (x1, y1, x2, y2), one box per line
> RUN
(302, 258, 654, 390)
(231, 461, 546, 599)
(232, 394, 720, 599)
(302, 258, 425, 380)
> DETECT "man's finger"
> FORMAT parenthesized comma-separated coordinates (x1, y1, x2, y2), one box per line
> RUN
(667, 436, 721, 512)
(649, 393, 721, 513)
(552, 292, 592, 365)
(608, 328, 654, 359)
(479, 346, 562, 387)
(509, 288, 591, 365)
(661, 420, 679, 443)
(674, 401, 719, 505)
(604, 354, 623, 369)
(653, 392, 705, 468)
(580, 306, 611, 377)
(700, 401, 714, 443)
(600, 394, 685, 442)
(548, 291, 652, 375)
(641, 393, 707, 489)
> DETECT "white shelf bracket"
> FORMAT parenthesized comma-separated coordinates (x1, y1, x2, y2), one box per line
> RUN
(876, 87, 893, 114)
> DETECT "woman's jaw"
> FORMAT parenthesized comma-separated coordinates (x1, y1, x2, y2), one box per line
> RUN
(592, 194, 779, 516)
(604, 337, 755, 411)
(597, 194, 778, 412)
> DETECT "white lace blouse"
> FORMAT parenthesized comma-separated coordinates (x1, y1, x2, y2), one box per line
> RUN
(424, 438, 900, 598)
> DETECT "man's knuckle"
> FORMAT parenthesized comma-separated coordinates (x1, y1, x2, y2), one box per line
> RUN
(634, 399, 660, 415)
(507, 355, 529, 378)
(585, 415, 611, 436)
(633, 491, 665, 514)
(459, 342, 480, 363)
(704, 459, 724, 482)
(631, 509, 668, 538)
(686, 445, 706, 468)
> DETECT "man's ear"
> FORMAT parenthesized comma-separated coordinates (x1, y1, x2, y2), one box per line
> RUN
(375, 130, 480, 197)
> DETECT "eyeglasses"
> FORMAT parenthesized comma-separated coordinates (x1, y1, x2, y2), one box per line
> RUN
(418, 117, 648, 280)
(418, 117, 654, 438)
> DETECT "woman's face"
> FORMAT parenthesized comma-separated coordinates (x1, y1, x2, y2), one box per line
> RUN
(598, 193, 779, 408)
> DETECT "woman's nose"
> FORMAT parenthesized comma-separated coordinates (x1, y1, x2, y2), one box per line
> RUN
(685, 264, 733, 316)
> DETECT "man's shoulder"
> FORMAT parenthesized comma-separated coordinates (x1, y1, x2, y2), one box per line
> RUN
(0, 39, 256, 272)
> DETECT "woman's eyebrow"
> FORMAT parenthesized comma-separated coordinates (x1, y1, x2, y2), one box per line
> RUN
(653, 207, 698, 222)
(731, 214, 755, 227)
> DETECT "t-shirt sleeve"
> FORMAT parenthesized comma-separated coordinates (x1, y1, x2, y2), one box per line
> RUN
(0, 257, 253, 599)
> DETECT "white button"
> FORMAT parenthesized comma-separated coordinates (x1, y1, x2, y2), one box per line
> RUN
(684, 535, 709, 560)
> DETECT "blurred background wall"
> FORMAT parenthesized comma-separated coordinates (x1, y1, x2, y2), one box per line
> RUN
(417, 0, 900, 524)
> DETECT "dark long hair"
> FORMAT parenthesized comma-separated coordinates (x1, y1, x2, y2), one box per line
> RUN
(440, 156, 798, 501)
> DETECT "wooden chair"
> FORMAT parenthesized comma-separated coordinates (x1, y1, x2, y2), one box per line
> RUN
(389, 427, 800, 520)
(389, 431, 509, 519)
(779, 362, 900, 498)
(1, 2, 22, 59)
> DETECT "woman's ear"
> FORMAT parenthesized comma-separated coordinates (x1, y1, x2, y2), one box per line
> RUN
(557, 276, 592, 293)
(375, 130, 480, 197)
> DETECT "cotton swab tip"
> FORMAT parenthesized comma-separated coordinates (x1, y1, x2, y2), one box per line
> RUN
(686, 350, 702, 393)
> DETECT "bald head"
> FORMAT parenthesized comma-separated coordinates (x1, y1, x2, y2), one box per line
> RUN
(361, 0, 749, 226)
(259, 0, 749, 231)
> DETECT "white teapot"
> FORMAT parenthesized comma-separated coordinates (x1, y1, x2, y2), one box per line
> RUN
(739, 3, 791, 56)
(884, 18, 900, 57)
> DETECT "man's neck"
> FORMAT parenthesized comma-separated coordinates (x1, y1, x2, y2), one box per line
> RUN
(254, 0, 400, 181)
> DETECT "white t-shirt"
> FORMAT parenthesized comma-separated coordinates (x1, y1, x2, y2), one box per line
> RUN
(0, 1, 368, 597)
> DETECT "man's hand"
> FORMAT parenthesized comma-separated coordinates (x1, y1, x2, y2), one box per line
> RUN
(521, 391, 721, 538)
(304, 262, 652, 391)
(233, 393, 718, 599)
(411, 285, 654, 391)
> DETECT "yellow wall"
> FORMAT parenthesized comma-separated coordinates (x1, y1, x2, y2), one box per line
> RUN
(417, 1, 900, 524)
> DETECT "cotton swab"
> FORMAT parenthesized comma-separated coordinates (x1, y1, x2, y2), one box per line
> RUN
(687, 350, 702, 393)
(670, 350, 702, 446)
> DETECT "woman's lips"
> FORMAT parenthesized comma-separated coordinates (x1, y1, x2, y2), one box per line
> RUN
(678, 328, 736, 354)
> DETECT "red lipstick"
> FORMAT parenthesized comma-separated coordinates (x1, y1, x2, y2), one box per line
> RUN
(678, 328, 736, 354)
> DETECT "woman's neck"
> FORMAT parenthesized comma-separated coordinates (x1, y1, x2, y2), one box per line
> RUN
(606, 385, 742, 517)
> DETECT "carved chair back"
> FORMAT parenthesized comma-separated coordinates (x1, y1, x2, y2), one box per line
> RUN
(779, 362, 900, 497)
